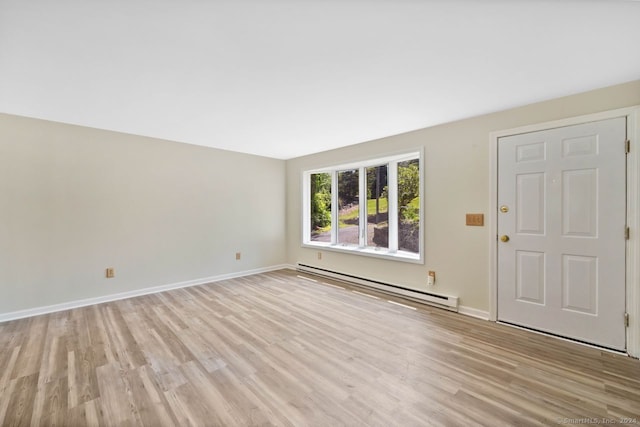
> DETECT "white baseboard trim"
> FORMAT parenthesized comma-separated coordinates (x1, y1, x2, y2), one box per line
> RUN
(0, 264, 290, 323)
(458, 305, 490, 320)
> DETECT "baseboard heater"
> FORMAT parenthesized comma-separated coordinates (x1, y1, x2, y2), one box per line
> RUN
(296, 263, 459, 312)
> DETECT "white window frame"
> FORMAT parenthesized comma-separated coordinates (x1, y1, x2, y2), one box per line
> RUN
(302, 150, 424, 263)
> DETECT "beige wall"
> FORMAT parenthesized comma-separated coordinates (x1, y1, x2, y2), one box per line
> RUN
(0, 114, 286, 315)
(2, 80, 638, 318)
(286, 80, 640, 312)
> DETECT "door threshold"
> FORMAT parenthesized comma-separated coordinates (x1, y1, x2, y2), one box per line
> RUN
(497, 321, 628, 356)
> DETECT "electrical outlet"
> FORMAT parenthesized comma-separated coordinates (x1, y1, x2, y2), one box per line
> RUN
(235, 252, 241, 260)
(427, 270, 436, 286)
(317, 252, 322, 260)
(106, 268, 115, 278)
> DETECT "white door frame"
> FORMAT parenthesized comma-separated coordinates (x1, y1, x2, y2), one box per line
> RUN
(489, 106, 640, 358)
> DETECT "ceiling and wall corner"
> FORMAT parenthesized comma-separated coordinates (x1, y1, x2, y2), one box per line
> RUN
(0, 0, 639, 160)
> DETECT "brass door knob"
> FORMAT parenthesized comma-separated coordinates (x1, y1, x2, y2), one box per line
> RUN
(500, 235, 510, 242)
(500, 205, 509, 213)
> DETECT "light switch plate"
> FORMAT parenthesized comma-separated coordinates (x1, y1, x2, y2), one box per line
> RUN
(466, 213, 484, 226)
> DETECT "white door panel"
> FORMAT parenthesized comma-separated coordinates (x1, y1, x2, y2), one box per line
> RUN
(516, 173, 545, 234)
(498, 117, 626, 350)
(516, 250, 545, 304)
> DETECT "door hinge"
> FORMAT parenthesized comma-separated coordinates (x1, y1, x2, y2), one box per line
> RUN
(624, 312, 630, 328)
(625, 227, 630, 240)
(626, 139, 631, 154)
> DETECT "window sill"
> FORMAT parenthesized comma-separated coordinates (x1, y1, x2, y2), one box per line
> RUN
(302, 242, 423, 264)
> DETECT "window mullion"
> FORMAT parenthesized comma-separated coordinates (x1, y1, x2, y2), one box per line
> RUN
(303, 172, 310, 243)
(388, 161, 398, 252)
(359, 166, 367, 248)
(331, 170, 338, 245)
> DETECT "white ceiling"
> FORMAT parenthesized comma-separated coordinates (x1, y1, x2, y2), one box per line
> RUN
(1, 0, 639, 159)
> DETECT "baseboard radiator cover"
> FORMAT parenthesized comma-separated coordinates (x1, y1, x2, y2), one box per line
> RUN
(296, 264, 458, 312)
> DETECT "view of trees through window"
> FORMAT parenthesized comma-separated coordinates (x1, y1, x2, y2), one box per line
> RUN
(367, 165, 388, 249)
(338, 169, 359, 245)
(310, 173, 331, 242)
(308, 155, 420, 257)
(397, 159, 420, 253)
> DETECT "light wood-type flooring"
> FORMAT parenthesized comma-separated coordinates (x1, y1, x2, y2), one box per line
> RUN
(1, 269, 639, 426)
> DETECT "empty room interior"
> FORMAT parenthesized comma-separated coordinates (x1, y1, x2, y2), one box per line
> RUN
(1, 1, 640, 425)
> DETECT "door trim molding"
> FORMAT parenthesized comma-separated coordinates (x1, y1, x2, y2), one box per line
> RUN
(489, 106, 640, 358)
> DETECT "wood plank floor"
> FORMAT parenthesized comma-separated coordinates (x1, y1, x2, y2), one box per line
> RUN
(0, 269, 639, 426)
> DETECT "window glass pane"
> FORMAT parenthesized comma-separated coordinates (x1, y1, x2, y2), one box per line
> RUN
(398, 159, 420, 253)
(366, 165, 388, 249)
(338, 169, 359, 245)
(310, 173, 332, 242)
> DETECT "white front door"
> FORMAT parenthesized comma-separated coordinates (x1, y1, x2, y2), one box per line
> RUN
(497, 117, 627, 350)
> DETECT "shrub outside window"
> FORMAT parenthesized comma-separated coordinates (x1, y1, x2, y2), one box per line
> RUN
(303, 151, 422, 262)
